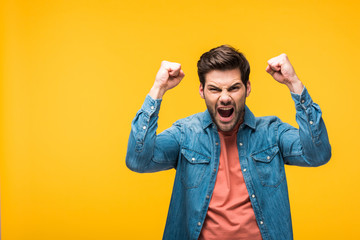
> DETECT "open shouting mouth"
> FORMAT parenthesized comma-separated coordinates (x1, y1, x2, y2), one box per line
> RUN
(217, 107, 234, 122)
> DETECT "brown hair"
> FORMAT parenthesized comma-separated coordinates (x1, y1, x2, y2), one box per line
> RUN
(197, 45, 250, 87)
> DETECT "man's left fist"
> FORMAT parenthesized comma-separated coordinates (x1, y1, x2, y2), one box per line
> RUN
(266, 54, 303, 94)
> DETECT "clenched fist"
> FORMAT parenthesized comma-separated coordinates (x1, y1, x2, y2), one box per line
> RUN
(266, 54, 304, 94)
(149, 61, 185, 99)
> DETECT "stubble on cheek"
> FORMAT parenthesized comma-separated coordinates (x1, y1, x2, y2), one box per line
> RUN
(205, 102, 216, 123)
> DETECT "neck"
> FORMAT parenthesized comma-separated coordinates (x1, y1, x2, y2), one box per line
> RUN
(218, 119, 243, 136)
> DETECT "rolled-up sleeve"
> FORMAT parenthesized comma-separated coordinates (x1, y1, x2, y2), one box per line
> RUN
(278, 87, 332, 166)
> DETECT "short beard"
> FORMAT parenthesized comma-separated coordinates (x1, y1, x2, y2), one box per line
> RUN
(205, 100, 245, 132)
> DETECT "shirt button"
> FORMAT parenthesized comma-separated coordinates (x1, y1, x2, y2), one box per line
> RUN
(206, 195, 210, 199)
(267, 156, 270, 160)
(142, 126, 147, 130)
(301, 100, 305, 104)
(239, 142, 243, 146)
(252, 194, 256, 198)
(309, 121, 313, 125)
(191, 157, 195, 161)
(213, 168, 216, 172)
(243, 168, 247, 172)
(150, 106, 154, 110)
(215, 142, 219, 145)
(197, 222, 201, 226)
(260, 221, 264, 225)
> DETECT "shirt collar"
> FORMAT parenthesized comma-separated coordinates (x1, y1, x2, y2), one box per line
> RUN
(202, 105, 256, 130)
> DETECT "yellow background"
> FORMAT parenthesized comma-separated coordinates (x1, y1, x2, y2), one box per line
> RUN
(1, 0, 359, 239)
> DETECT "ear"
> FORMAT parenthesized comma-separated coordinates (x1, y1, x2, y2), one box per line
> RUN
(199, 84, 205, 99)
(246, 81, 251, 97)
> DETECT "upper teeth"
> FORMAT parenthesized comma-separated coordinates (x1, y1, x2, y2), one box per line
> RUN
(220, 107, 232, 110)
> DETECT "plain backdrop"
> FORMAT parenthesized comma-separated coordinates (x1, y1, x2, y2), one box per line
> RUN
(1, 0, 359, 239)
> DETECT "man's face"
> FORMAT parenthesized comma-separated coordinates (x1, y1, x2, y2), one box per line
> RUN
(199, 68, 251, 132)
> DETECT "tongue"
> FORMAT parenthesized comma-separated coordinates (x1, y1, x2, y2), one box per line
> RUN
(218, 108, 233, 118)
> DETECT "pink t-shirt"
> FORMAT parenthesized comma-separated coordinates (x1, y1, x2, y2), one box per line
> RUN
(198, 125, 262, 240)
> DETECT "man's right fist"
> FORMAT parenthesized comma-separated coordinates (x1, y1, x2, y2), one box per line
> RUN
(150, 61, 185, 99)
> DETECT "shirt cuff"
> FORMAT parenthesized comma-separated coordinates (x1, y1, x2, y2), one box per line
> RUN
(290, 86, 313, 111)
(141, 94, 162, 117)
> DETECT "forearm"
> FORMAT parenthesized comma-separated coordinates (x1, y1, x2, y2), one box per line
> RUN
(125, 95, 180, 173)
(280, 87, 331, 166)
(149, 84, 166, 100)
(285, 76, 304, 95)
(126, 95, 162, 172)
(295, 87, 331, 165)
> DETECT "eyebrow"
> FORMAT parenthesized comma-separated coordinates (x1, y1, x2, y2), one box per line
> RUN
(207, 85, 221, 90)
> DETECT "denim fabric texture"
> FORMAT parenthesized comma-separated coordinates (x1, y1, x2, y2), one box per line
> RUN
(126, 87, 331, 240)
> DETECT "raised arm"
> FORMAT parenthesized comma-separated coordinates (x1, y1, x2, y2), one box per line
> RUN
(149, 61, 185, 99)
(126, 61, 185, 173)
(266, 54, 331, 166)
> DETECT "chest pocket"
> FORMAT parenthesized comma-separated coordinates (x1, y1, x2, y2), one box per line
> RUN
(251, 145, 285, 187)
(180, 148, 211, 189)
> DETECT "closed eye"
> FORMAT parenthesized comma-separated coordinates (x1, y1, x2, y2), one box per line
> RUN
(228, 84, 241, 91)
(208, 87, 221, 92)
(228, 86, 240, 91)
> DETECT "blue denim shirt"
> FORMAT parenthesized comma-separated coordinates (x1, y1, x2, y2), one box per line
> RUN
(126, 87, 331, 240)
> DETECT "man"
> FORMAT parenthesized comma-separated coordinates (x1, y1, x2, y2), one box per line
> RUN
(126, 45, 331, 240)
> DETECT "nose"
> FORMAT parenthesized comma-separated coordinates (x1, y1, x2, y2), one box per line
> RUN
(219, 91, 231, 105)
